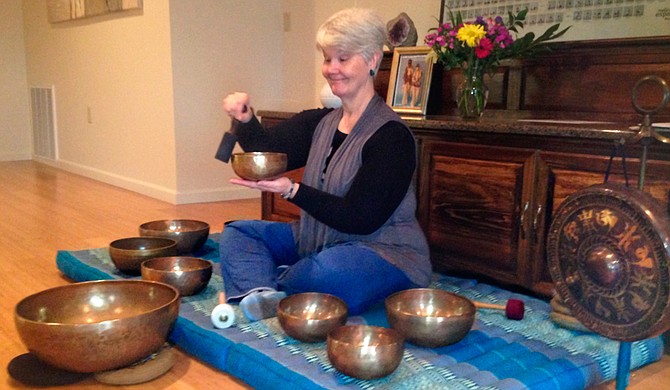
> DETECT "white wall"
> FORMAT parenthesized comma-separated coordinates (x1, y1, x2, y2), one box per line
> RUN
(169, 0, 282, 203)
(0, 1, 31, 161)
(22, 1, 179, 200)
(13, 0, 442, 204)
(269, 0, 443, 109)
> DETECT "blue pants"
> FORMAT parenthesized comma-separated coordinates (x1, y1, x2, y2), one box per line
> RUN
(219, 220, 415, 315)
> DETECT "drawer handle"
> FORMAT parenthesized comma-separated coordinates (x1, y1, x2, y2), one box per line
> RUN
(533, 205, 543, 243)
(520, 201, 529, 240)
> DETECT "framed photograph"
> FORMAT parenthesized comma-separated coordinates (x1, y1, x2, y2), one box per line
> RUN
(386, 46, 434, 116)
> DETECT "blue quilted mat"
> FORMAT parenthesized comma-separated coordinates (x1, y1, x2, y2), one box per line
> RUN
(55, 234, 664, 390)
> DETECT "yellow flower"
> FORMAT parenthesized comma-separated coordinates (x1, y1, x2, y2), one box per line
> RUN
(456, 23, 485, 47)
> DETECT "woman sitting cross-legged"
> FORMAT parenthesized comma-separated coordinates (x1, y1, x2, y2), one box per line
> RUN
(218, 7, 431, 321)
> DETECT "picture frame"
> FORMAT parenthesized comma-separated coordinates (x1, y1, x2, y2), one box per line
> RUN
(439, 0, 670, 42)
(47, 0, 143, 23)
(386, 46, 434, 116)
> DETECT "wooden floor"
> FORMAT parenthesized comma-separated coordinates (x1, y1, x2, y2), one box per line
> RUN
(1, 160, 668, 389)
(1, 161, 253, 389)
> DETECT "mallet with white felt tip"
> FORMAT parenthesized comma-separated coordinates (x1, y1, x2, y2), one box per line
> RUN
(211, 292, 236, 329)
(472, 299, 525, 320)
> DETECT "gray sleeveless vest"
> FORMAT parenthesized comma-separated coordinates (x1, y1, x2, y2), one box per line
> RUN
(293, 95, 431, 286)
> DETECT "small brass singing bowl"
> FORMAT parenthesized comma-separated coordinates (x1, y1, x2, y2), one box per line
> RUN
(385, 288, 475, 348)
(327, 325, 404, 380)
(14, 280, 180, 373)
(141, 256, 213, 296)
(139, 219, 210, 255)
(277, 292, 348, 343)
(230, 152, 287, 181)
(109, 237, 178, 275)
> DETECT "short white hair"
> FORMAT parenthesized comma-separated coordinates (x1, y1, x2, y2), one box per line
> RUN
(316, 8, 385, 71)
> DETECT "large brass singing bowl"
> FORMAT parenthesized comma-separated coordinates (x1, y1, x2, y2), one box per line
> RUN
(385, 288, 475, 348)
(230, 152, 287, 181)
(141, 256, 213, 296)
(109, 237, 177, 275)
(14, 280, 180, 373)
(327, 325, 404, 380)
(278, 292, 348, 343)
(139, 219, 210, 255)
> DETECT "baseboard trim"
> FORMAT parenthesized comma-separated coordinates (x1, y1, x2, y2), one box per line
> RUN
(0, 153, 32, 161)
(33, 156, 259, 204)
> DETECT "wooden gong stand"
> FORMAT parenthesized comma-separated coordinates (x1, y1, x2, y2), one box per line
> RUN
(548, 76, 670, 390)
(616, 75, 670, 390)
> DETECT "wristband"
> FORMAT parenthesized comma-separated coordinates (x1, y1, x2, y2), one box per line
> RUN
(281, 179, 295, 199)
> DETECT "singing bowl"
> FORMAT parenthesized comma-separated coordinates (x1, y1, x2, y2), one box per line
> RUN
(277, 292, 348, 343)
(14, 280, 180, 373)
(230, 152, 287, 181)
(109, 237, 177, 275)
(141, 256, 213, 296)
(385, 288, 475, 348)
(327, 325, 404, 380)
(139, 219, 210, 254)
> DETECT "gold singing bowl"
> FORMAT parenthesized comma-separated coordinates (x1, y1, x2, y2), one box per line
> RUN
(14, 280, 180, 373)
(109, 237, 178, 275)
(277, 292, 348, 343)
(139, 219, 210, 255)
(141, 256, 213, 296)
(385, 288, 475, 348)
(230, 152, 287, 181)
(327, 325, 404, 380)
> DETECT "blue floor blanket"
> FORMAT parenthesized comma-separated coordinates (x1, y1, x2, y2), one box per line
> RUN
(55, 234, 663, 390)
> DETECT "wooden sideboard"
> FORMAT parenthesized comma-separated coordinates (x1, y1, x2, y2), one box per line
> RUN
(258, 112, 670, 297)
(256, 37, 670, 297)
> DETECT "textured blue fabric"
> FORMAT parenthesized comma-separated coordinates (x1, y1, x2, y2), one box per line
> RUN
(55, 233, 665, 390)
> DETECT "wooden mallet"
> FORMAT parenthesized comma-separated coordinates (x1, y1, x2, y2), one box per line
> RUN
(472, 299, 525, 320)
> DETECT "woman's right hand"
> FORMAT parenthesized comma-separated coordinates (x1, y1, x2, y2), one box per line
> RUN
(223, 92, 253, 123)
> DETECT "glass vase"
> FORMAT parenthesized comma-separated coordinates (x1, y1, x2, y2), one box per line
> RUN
(456, 74, 489, 120)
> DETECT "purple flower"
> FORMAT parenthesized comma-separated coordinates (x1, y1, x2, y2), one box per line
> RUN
(424, 8, 569, 75)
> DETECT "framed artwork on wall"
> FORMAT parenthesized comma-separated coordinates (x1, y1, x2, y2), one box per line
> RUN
(47, 0, 143, 23)
(386, 46, 434, 116)
(439, 0, 670, 42)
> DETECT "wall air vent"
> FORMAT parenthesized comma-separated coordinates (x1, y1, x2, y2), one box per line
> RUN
(30, 86, 57, 160)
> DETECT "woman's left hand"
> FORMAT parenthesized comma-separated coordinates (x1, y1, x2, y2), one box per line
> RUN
(230, 176, 296, 198)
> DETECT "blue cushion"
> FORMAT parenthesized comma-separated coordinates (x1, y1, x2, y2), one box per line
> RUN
(55, 234, 664, 389)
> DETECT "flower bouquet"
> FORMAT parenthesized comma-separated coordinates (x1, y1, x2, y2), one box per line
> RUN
(425, 9, 570, 119)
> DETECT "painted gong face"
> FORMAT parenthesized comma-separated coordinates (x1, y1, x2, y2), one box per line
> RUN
(547, 183, 670, 341)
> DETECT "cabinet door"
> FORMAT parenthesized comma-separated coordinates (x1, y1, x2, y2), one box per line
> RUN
(418, 141, 543, 289)
(531, 150, 670, 295)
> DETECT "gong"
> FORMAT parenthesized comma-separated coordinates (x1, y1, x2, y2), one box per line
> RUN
(547, 183, 670, 341)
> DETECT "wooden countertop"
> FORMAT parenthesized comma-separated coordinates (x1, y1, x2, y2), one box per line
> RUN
(257, 109, 660, 141)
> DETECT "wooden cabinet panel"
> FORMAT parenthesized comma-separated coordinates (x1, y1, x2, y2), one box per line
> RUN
(419, 141, 540, 288)
(530, 150, 670, 295)
(416, 138, 670, 296)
